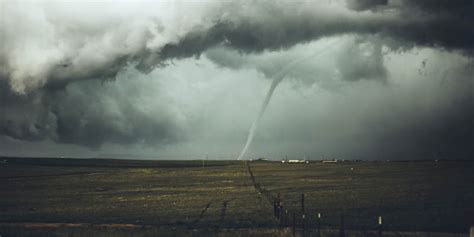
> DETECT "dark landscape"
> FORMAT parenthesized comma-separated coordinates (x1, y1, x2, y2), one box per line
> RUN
(0, 158, 472, 236)
(2, 1, 474, 236)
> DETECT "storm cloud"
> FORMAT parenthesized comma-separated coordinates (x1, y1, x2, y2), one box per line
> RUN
(2, 0, 473, 93)
(0, 0, 473, 159)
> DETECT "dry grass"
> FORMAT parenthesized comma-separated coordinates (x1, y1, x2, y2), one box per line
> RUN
(0, 158, 472, 234)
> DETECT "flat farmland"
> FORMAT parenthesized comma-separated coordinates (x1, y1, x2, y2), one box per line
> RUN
(0, 158, 473, 235)
(0, 158, 275, 229)
(250, 161, 474, 233)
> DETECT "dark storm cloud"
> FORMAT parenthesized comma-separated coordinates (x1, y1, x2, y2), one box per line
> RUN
(346, 0, 388, 11)
(402, 0, 472, 11)
(0, 80, 57, 141)
(161, 0, 474, 60)
(365, 64, 474, 159)
(336, 37, 387, 82)
(246, 58, 474, 160)
(0, 72, 186, 148)
(386, 0, 474, 55)
(205, 35, 387, 85)
(1, 0, 473, 151)
(1, 0, 473, 93)
(51, 81, 185, 148)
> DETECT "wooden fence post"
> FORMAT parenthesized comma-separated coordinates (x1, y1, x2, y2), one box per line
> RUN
(339, 213, 345, 237)
(301, 193, 305, 237)
(292, 213, 296, 237)
(301, 193, 305, 213)
(317, 212, 321, 237)
(302, 213, 305, 237)
(378, 215, 383, 237)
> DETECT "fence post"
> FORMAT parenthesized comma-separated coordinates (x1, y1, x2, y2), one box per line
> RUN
(317, 212, 321, 237)
(301, 193, 305, 213)
(378, 216, 383, 237)
(301, 193, 305, 237)
(302, 213, 305, 237)
(339, 213, 345, 237)
(292, 213, 296, 237)
(279, 209, 283, 226)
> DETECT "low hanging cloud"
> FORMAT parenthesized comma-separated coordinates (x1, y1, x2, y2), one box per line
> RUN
(1, 0, 473, 94)
(0, 0, 473, 157)
(0, 67, 191, 148)
(161, 0, 474, 59)
(336, 37, 387, 82)
(346, 0, 388, 11)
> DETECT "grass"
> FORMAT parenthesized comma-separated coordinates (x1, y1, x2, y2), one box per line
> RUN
(0, 158, 472, 234)
(250, 161, 474, 232)
(0, 158, 275, 229)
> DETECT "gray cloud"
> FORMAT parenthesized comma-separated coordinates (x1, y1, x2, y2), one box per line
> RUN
(346, 0, 388, 11)
(205, 35, 387, 85)
(0, 80, 57, 141)
(52, 78, 186, 148)
(247, 58, 474, 160)
(1, 68, 187, 148)
(335, 37, 387, 82)
(0, 1, 473, 159)
(362, 64, 474, 159)
(1, 0, 473, 94)
(162, 0, 474, 59)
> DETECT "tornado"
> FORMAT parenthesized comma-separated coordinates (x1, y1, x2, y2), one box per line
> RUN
(237, 39, 342, 160)
(237, 75, 284, 160)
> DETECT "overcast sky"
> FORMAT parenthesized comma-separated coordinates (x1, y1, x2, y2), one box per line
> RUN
(0, 0, 473, 160)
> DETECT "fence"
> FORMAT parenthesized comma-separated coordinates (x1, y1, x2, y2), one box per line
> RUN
(245, 162, 471, 237)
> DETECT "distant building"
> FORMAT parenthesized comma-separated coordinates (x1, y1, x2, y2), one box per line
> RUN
(322, 159, 338, 163)
(281, 159, 309, 164)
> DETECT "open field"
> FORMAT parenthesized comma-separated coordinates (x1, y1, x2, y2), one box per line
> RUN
(0, 158, 473, 236)
(250, 161, 474, 233)
(0, 158, 270, 229)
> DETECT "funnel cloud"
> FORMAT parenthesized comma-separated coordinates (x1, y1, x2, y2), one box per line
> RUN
(0, 0, 473, 160)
